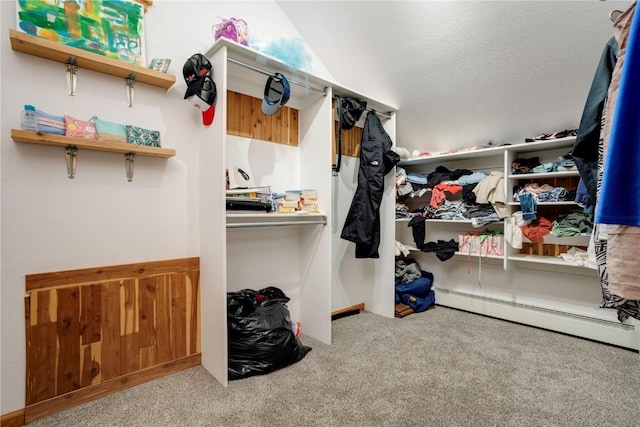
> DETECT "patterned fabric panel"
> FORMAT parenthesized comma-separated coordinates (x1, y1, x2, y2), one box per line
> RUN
(126, 125, 161, 147)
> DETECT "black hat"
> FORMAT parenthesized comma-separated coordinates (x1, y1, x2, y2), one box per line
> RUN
(183, 53, 212, 99)
(339, 97, 367, 130)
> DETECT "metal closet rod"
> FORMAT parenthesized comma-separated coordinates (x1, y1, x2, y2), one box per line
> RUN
(332, 95, 393, 120)
(227, 57, 326, 95)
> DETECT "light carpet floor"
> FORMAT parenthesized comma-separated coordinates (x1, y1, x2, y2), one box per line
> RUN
(29, 306, 640, 427)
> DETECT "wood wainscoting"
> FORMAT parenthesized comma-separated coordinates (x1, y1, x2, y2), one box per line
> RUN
(23, 257, 201, 423)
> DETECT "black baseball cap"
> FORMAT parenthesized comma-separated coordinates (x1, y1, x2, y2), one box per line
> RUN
(183, 53, 212, 99)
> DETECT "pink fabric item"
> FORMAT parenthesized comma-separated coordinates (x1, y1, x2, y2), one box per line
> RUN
(65, 115, 97, 139)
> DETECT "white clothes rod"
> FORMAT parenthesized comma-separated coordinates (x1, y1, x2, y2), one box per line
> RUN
(227, 57, 326, 95)
(333, 95, 393, 120)
(227, 219, 327, 228)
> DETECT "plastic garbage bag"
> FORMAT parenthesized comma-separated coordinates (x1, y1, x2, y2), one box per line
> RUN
(227, 286, 311, 380)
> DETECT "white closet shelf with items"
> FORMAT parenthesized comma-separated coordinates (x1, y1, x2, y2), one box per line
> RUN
(395, 134, 639, 350)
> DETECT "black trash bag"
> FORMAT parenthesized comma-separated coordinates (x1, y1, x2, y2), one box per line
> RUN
(227, 287, 311, 380)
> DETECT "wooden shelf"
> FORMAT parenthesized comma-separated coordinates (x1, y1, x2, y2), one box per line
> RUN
(9, 29, 175, 89)
(11, 129, 175, 158)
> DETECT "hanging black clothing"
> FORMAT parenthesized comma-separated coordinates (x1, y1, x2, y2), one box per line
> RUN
(572, 37, 618, 203)
(341, 112, 400, 258)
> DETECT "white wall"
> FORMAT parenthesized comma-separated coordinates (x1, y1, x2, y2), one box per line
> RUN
(0, 0, 328, 414)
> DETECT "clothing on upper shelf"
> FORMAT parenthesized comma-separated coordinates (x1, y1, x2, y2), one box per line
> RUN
(395, 258, 422, 284)
(525, 129, 577, 142)
(559, 247, 595, 268)
(457, 171, 487, 186)
(430, 183, 463, 208)
(551, 211, 594, 237)
(511, 157, 541, 174)
(521, 217, 552, 243)
(505, 211, 531, 249)
(518, 192, 537, 221)
(426, 166, 473, 188)
(512, 183, 571, 204)
(421, 239, 458, 261)
(472, 171, 508, 218)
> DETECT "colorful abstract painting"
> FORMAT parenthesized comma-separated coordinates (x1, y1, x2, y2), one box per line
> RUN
(16, 0, 146, 66)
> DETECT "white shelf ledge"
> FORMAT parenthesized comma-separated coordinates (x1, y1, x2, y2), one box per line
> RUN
(454, 251, 503, 260)
(509, 201, 578, 206)
(508, 254, 594, 268)
(226, 212, 326, 228)
(508, 170, 580, 179)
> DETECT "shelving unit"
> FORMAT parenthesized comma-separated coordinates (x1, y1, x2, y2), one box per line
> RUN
(9, 29, 175, 89)
(394, 136, 640, 350)
(197, 38, 398, 387)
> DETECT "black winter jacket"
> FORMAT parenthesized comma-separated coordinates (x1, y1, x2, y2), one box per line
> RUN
(341, 112, 400, 258)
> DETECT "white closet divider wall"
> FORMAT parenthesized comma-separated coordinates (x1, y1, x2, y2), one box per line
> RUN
(198, 39, 398, 386)
(331, 98, 398, 318)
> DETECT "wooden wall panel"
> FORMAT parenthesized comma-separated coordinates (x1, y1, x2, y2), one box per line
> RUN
(138, 276, 156, 348)
(170, 274, 188, 360)
(55, 287, 81, 395)
(188, 270, 200, 355)
(227, 90, 299, 146)
(100, 281, 121, 381)
(155, 276, 172, 365)
(333, 120, 363, 159)
(80, 284, 101, 345)
(24, 258, 201, 422)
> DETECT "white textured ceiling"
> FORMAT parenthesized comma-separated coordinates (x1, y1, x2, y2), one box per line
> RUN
(277, 0, 634, 152)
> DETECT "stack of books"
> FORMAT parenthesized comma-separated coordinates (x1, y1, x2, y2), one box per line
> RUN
(300, 190, 318, 212)
(275, 189, 319, 213)
(226, 186, 273, 212)
(276, 190, 301, 213)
